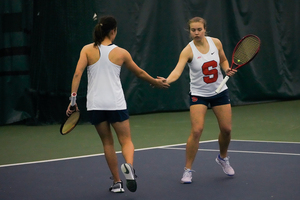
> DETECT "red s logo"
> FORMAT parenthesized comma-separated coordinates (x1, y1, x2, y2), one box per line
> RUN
(192, 97, 198, 102)
(202, 60, 218, 84)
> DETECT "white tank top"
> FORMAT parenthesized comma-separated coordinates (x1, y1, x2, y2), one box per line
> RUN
(86, 44, 126, 110)
(188, 37, 227, 97)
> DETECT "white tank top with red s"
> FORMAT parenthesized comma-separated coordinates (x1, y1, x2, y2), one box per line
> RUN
(188, 36, 227, 97)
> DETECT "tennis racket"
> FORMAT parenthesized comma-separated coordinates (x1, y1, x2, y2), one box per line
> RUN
(215, 34, 261, 93)
(60, 92, 80, 135)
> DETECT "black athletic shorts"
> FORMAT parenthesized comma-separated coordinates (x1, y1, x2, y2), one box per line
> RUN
(88, 109, 129, 125)
(189, 89, 230, 108)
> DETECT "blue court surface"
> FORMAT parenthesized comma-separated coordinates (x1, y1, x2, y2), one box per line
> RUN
(1, 140, 299, 200)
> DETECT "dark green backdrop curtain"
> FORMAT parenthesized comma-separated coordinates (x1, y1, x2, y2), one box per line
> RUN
(1, 0, 299, 125)
(0, 0, 33, 124)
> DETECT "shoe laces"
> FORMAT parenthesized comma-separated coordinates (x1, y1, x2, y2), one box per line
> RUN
(221, 156, 231, 166)
(183, 167, 195, 177)
(132, 168, 138, 178)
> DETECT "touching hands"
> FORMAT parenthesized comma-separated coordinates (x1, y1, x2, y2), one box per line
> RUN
(152, 76, 170, 89)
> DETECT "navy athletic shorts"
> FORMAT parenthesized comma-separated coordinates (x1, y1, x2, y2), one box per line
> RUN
(88, 109, 129, 125)
(189, 89, 230, 108)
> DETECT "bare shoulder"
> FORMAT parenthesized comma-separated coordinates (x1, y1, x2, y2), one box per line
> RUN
(112, 46, 128, 55)
(81, 43, 98, 53)
(109, 46, 132, 66)
(82, 43, 95, 50)
(211, 37, 223, 49)
(181, 43, 193, 60)
(183, 43, 192, 52)
(111, 46, 131, 60)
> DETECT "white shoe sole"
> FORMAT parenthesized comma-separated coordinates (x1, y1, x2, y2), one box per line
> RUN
(181, 180, 192, 184)
(121, 163, 137, 192)
(110, 188, 124, 193)
(215, 158, 235, 176)
(121, 163, 135, 180)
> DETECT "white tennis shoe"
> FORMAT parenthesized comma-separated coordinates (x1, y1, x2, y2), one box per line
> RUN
(215, 155, 235, 176)
(121, 163, 137, 192)
(181, 167, 195, 184)
(109, 181, 124, 193)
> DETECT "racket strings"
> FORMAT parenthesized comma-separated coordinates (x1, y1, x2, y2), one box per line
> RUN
(61, 112, 80, 134)
(234, 36, 260, 65)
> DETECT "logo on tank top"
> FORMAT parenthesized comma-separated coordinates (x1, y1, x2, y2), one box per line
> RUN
(197, 56, 202, 59)
(192, 97, 198, 102)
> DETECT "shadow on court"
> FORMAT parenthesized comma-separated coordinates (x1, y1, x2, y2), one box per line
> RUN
(0, 140, 299, 200)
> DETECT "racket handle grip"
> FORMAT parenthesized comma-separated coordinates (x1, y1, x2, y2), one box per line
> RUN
(215, 76, 230, 94)
(70, 92, 77, 106)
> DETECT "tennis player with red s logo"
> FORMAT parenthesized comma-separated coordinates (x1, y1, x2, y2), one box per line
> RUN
(166, 17, 237, 183)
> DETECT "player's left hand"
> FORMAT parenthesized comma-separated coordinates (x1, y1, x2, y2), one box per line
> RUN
(66, 104, 79, 116)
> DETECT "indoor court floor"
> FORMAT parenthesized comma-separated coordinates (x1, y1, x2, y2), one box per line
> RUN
(1, 100, 300, 199)
(0, 140, 299, 200)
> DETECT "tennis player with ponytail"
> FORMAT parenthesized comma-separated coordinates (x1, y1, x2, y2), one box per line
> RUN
(165, 17, 237, 183)
(67, 15, 169, 193)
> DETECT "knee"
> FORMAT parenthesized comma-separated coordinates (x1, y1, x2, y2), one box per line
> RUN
(118, 136, 133, 147)
(220, 126, 231, 137)
(101, 138, 114, 146)
(99, 134, 114, 146)
(191, 128, 203, 140)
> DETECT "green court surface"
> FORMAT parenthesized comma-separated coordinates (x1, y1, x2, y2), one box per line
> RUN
(0, 100, 299, 166)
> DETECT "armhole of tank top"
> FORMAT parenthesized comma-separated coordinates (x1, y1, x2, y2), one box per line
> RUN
(188, 42, 196, 63)
(107, 45, 122, 67)
(207, 37, 216, 50)
(97, 45, 101, 57)
(206, 36, 210, 42)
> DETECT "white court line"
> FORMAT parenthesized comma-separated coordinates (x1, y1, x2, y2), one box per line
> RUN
(162, 147, 300, 156)
(0, 140, 217, 168)
(231, 139, 300, 144)
(1, 139, 299, 168)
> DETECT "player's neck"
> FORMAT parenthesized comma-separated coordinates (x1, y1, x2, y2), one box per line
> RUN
(101, 37, 113, 46)
(193, 37, 207, 47)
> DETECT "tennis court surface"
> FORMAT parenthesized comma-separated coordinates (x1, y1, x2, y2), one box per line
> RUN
(1, 140, 299, 200)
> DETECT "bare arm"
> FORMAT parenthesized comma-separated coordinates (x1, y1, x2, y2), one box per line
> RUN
(71, 47, 88, 93)
(213, 38, 237, 76)
(166, 45, 191, 84)
(123, 49, 169, 88)
(66, 46, 88, 115)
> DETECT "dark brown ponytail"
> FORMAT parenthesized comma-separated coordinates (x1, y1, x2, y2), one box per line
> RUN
(93, 16, 117, 46)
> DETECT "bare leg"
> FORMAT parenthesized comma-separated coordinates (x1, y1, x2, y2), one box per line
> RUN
(112, 119, 137, 192)
(111, 119, 134, 166)
(185, 104, 207, 169)
(212, 104, 232, 158)
(95, 121, 121, 183)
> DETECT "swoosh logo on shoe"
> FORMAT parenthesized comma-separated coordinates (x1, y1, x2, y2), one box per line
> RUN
(124, 165, 130, 174)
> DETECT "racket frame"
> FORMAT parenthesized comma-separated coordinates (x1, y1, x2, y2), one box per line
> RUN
(230, 34, 261, 70)
(215, 34, 261, 93)
(59, 92, 80, 135)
